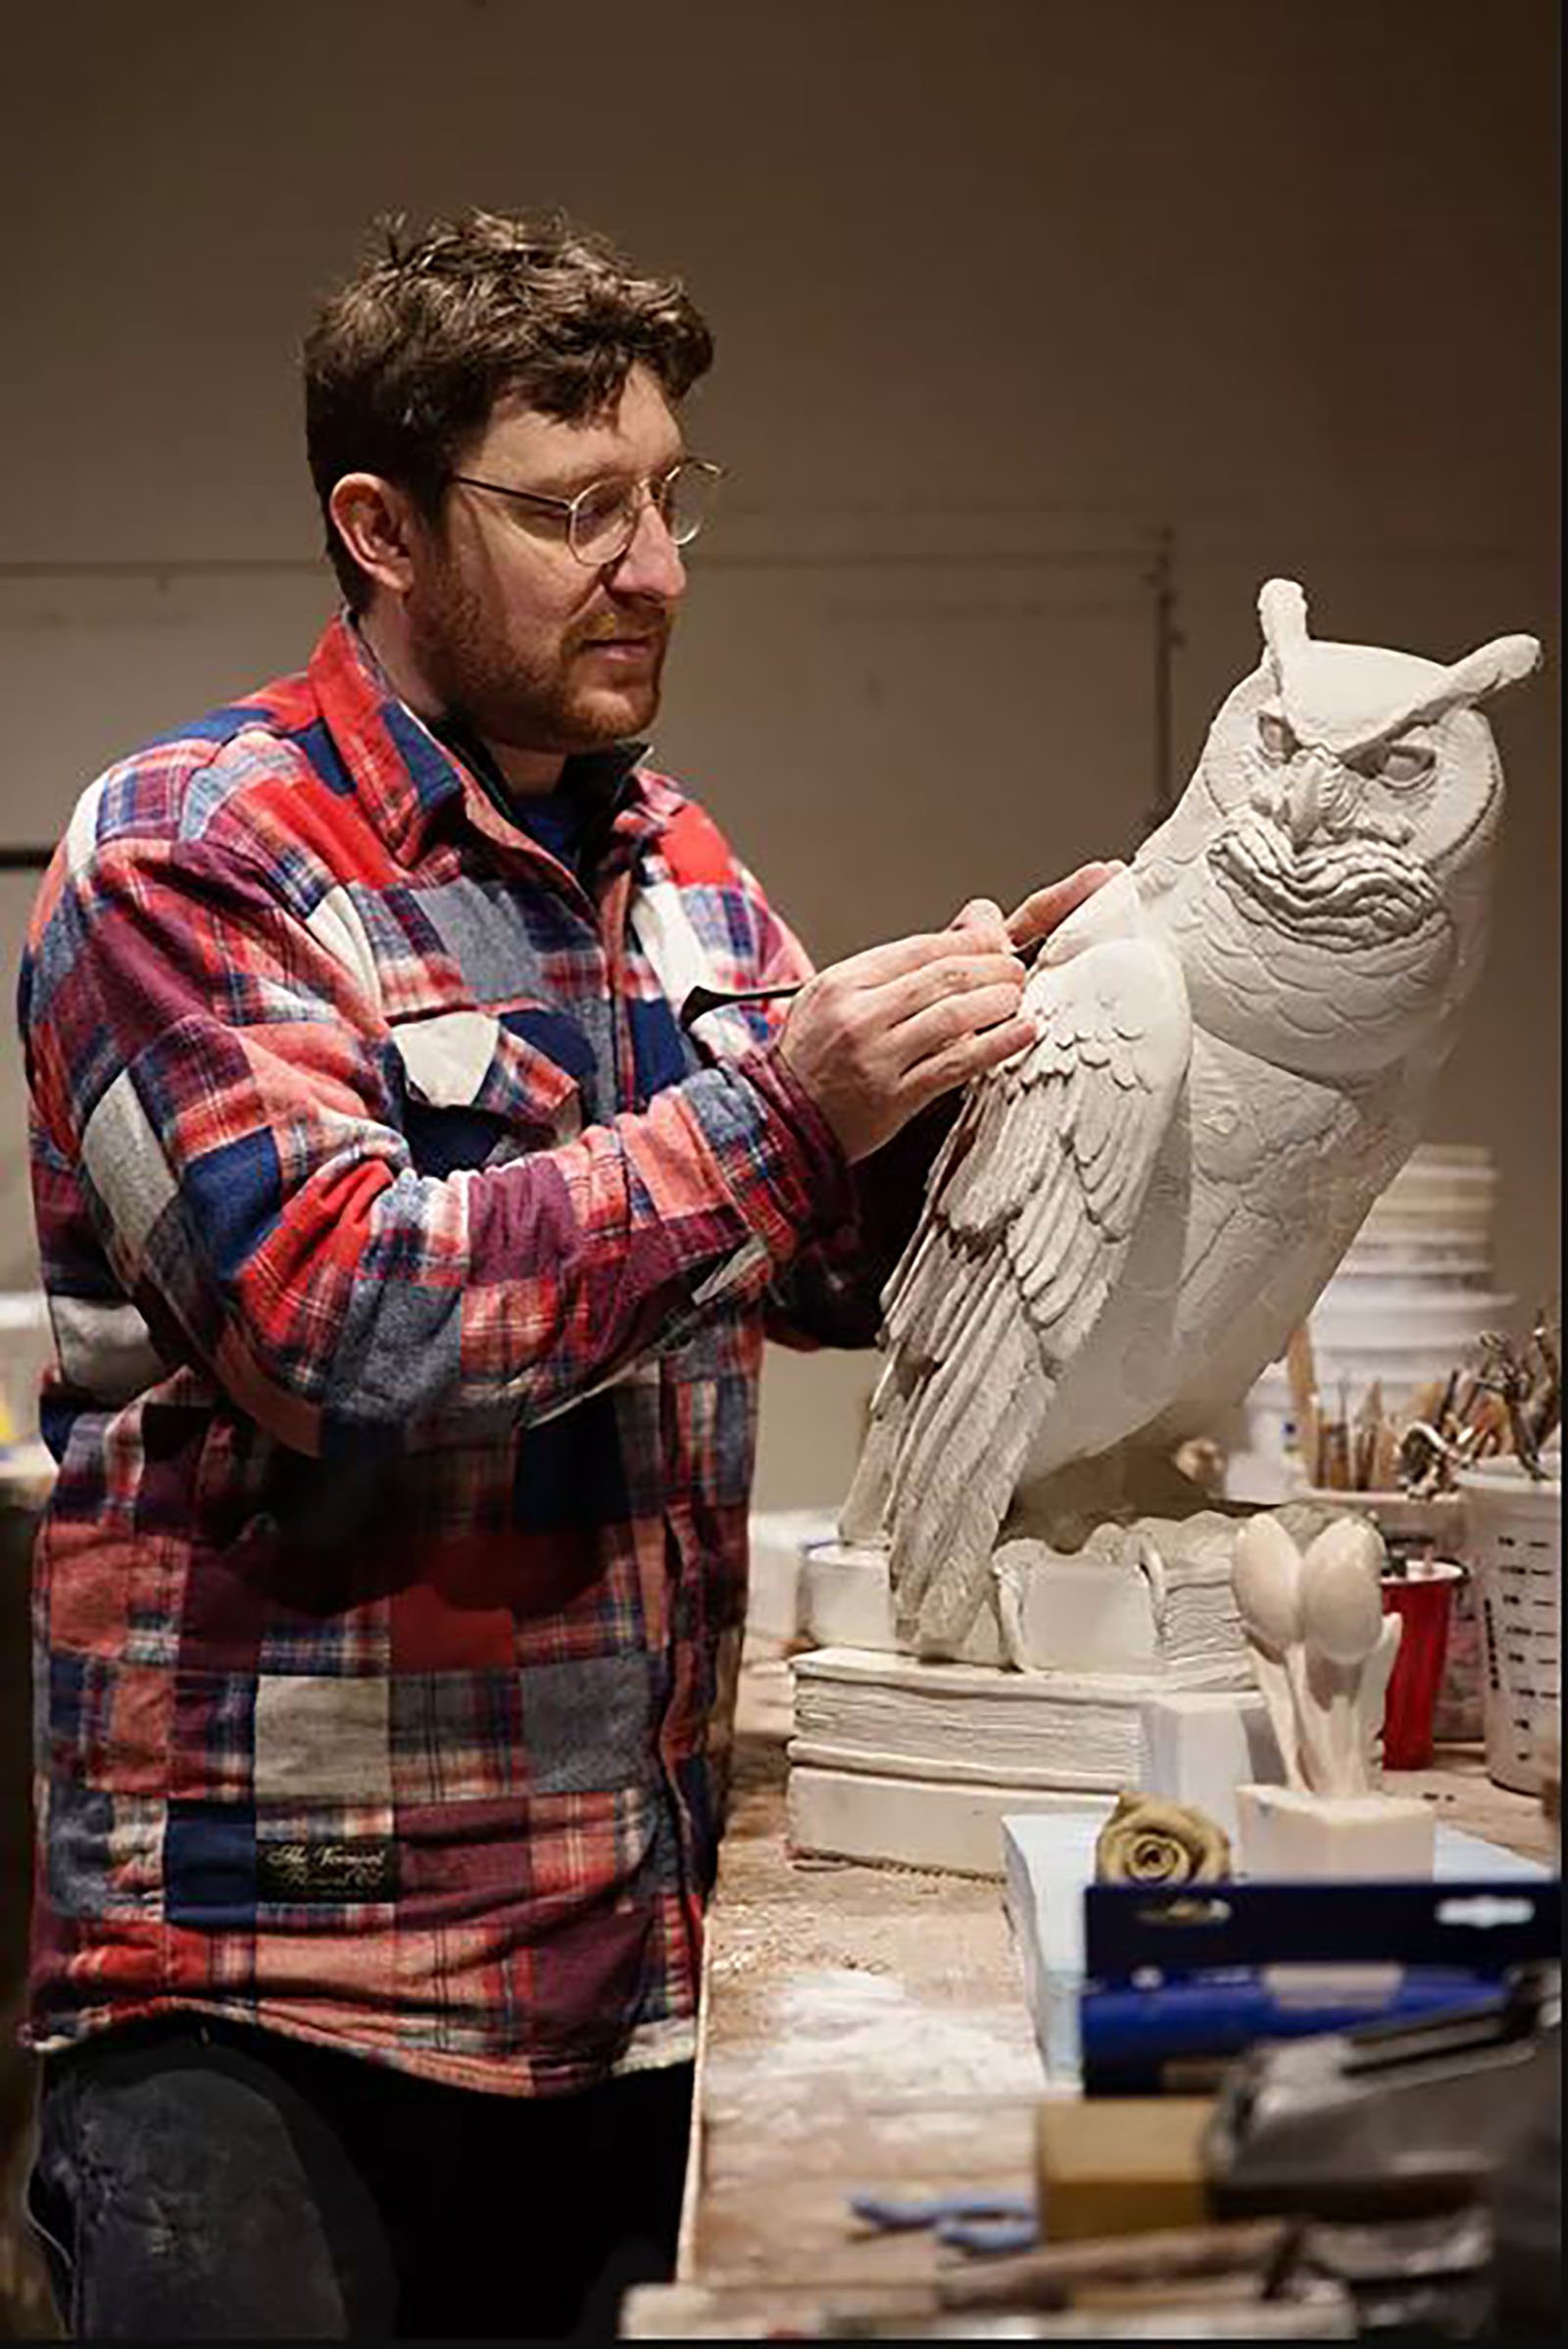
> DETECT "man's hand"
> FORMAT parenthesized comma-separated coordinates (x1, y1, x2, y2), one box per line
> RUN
(999, 858, 1125, 952)
(776, 930, 1033, 1163)
(948, 860, 1124, 956)
(777, 861, 1126, 1164)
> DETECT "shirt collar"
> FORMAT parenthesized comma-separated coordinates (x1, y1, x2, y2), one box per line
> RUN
(307, 611, 662, 871)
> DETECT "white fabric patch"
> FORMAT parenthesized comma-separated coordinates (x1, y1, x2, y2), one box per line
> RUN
(305, 886, 383, 1015)
(390, 1009, 500, 1108)
(50, 1295, 165, 1404)
(80, 1064, 179, 1262)
(253, 1676, 392, 1806)
(64, 777, 108, 880)
(630, 879, 761, 1061)
(629, 879, 715, 1008)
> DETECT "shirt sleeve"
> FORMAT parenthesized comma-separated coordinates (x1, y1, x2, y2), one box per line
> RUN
(762, 1090, 959, 1351)
(22, 833, 855, 1458)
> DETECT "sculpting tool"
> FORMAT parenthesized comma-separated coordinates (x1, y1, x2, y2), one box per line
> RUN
(680, 933, 1051, 1029)
(678, 980, 802, 1026)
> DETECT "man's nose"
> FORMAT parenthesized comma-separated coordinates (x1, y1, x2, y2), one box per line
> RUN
(608, 500, 687, 603)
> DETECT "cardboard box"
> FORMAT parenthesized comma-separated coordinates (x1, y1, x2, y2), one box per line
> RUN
(1035, 2096, 1214, 2241)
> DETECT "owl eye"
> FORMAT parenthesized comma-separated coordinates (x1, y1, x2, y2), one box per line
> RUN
(1356, 738, 1437, 788)
(1256, 710, 1297, 763)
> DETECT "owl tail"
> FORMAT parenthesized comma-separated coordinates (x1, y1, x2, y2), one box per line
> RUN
(838, 1359, 903, 1546)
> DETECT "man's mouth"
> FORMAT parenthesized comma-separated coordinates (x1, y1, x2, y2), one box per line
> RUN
(580, 633, 662, 660)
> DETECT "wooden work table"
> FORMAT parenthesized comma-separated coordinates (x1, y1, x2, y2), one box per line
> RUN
(623, 1638, 1556, 2337)
(2, 1456, 1555, 2337)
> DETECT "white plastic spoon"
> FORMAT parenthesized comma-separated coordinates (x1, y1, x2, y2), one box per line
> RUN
(1298, 1517, 1386, 1794)
(1231, 1515, 1307, 1789)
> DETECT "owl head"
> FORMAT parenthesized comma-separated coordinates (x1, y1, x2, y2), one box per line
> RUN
(1135, 580, 1541, 1077)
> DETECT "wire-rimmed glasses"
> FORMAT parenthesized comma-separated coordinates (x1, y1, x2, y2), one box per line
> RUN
(448, 457, 725, 568)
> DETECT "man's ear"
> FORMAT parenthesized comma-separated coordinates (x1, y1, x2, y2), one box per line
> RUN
(328, 472, 424, 599)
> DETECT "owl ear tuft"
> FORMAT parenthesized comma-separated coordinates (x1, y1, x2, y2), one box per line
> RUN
(1383, 633, 1544, 734)
(1257, 579, 1310, 679)
(1442, 634, 1544, 707)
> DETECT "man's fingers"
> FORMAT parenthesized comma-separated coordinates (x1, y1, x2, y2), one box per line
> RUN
(902, 1011, 1038, 1102)
(1004, 859, 1126, 949)
(885, 982, 1032, 1075)
(949, 896, 1011, 953)
(775, 926, 1036, 1161)
(822, 928, 1009, 991)
(867, 949, 1028, 1033)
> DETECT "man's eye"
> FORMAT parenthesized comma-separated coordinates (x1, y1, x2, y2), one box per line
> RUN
(576, 485, 631, 534)
(1256, 710, 1297, 762)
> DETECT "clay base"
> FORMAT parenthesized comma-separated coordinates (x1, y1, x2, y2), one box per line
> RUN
(1138, 1691, 1284, 1844)
(791, 1645, 1195, 1793)
(799, 1535, 1253, 1679)
(800, 1542, 1003, 1664)
(1236, 1783, 1436, 1879)
(747, 1508, 838, 1642)
(786, 1762, 1110, 1880)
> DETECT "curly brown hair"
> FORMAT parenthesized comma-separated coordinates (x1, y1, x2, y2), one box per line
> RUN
(303, 208, 714, 608)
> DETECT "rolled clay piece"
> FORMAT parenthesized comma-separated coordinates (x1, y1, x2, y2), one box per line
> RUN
(1095, 1789, 1233, 1884)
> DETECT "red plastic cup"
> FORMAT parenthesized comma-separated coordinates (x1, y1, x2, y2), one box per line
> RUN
(1380, 1560, 1465, 1769)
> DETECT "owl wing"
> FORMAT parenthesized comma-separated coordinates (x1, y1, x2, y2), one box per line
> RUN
(880, 933, 1192, 1652)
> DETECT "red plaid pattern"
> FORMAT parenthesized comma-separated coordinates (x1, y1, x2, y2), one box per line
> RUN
(20, 615, 923, 2092)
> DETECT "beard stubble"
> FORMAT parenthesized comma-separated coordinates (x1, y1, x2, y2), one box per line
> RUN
(407, 548, 668, 760)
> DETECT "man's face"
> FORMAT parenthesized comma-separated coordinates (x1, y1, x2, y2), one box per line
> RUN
(403, 364, 688, 762)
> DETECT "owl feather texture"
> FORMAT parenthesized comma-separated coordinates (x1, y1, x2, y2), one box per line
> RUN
(840, 579, 1541, 1658)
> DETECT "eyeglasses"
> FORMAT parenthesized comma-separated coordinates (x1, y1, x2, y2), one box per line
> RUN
(447, 457, 725, 568)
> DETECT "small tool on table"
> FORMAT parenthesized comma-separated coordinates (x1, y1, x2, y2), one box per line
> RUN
(848, 2188, 1038, 2256)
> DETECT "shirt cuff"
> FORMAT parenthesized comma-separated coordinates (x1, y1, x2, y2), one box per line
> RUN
(680, 1045, 858, 1275)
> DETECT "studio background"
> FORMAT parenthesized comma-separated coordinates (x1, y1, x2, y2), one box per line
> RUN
(1, 0, 1558, 1513)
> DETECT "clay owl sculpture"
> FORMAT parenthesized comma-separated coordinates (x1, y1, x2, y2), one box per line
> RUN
(842, 580, 1541, 1656)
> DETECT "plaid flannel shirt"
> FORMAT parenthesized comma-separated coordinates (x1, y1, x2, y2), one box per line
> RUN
(19, 613, 921, 2094)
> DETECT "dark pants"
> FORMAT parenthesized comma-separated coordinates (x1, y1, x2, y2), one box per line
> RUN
(27, 2014, 692, 2339)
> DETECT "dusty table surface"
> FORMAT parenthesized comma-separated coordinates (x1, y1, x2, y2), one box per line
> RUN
(623, 1639, 1555, 2336)
(680, 1646, 1047, 2295)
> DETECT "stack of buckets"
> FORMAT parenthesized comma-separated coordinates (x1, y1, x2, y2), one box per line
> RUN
(1458, 1452, 1562, 1795)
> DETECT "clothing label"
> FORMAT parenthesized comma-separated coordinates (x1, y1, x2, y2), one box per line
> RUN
(256, 1839, 399, 1903)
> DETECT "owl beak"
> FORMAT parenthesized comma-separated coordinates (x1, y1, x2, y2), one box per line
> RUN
(1285, 752, 1333, 850)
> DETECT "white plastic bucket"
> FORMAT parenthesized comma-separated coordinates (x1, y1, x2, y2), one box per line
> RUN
(1457, 1459, 1561, 1794)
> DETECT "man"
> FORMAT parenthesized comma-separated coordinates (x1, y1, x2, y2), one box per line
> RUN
(19, 209, 1112, 2338)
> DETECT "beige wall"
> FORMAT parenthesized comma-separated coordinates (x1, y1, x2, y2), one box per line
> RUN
(1, 0, 1558, 1499)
